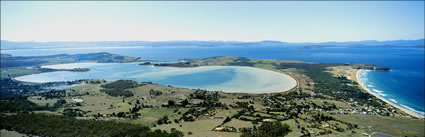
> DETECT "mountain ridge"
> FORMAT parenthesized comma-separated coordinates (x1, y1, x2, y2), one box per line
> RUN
(1, 39, 423, 50)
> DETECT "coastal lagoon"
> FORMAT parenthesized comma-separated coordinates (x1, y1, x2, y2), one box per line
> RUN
(15, 63, 297, 94)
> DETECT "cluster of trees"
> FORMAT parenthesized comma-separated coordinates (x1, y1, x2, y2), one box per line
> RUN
(228, 57, 256, 66)
(177, 90, 223, 110)
(55, 68, 90, 72)
(0, 78, 78, 99)
(100, 88, 133, 97)
(107, 101, 146, 119)
(102, 80, 140, 89)
(180, 99, 189, 107)
(38, 89, 66, 99)
(153, 62, 196, 67)
(180, 108, 200, 122)
(1, 78, 43, 98)
(197, 100, 225, 108)
(189, 90, 219, 101)
(63, 108, 85, 117)
(276, 62, 385, 108)
(149, 89, 163, 97)
(235, 102, 251, 109)
(171, 90, 226, 122)
(240, 121, 291, 137)
(0, 113, 184, 137)
(0, 97, 66, 112)
(312, 113, 335, 123)
(190, 90, 223, 108)
(157, 115, 171, 125)
(100, 80, 140, 97)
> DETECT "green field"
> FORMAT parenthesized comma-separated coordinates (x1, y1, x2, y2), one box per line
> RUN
(334, 114, 425, 137)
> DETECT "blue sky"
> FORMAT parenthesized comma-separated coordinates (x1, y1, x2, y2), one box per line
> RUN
(1, 1, 424, 42)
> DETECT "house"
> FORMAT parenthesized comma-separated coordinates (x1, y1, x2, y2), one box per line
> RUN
(72, 98, 84, 103)
(214, 126, 236, 132)
(262, 119, 274, 122)
(214, 127, 225, 131)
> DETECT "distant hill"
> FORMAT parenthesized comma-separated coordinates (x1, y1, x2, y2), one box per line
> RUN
(0, 52, 141, 68)
(297, 39, 425, 49)
(1, 39, 423, 50)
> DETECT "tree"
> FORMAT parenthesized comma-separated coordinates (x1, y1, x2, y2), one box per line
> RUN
(168, 100, 175, 107)
(223, 116, 232, 124)
(240, 121, 291, 137)
(180, 99, 189, 107)
(117, 112, 126, 118)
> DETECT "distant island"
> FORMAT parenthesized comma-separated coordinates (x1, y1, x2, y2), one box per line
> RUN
(0, 52, 141, 68)
(1, 39, 423, 50)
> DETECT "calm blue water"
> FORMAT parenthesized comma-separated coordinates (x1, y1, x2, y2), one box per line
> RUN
(2, 46, 424, 116)
(14, 63, 296, 93)
(157, 68, 236, 86)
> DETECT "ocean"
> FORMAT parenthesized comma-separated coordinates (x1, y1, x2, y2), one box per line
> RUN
(2, 45, 424, 116)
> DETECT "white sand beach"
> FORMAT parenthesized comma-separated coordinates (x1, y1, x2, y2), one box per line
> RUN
(356, 70, 424, 119)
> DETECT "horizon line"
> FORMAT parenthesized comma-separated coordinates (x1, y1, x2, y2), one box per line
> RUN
(1, 38, 424, 44)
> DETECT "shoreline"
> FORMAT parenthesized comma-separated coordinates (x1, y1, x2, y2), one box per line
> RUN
(355, 69, 424, 119)
(132, 65, 299, 94)
(15, 63, 298, 94)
